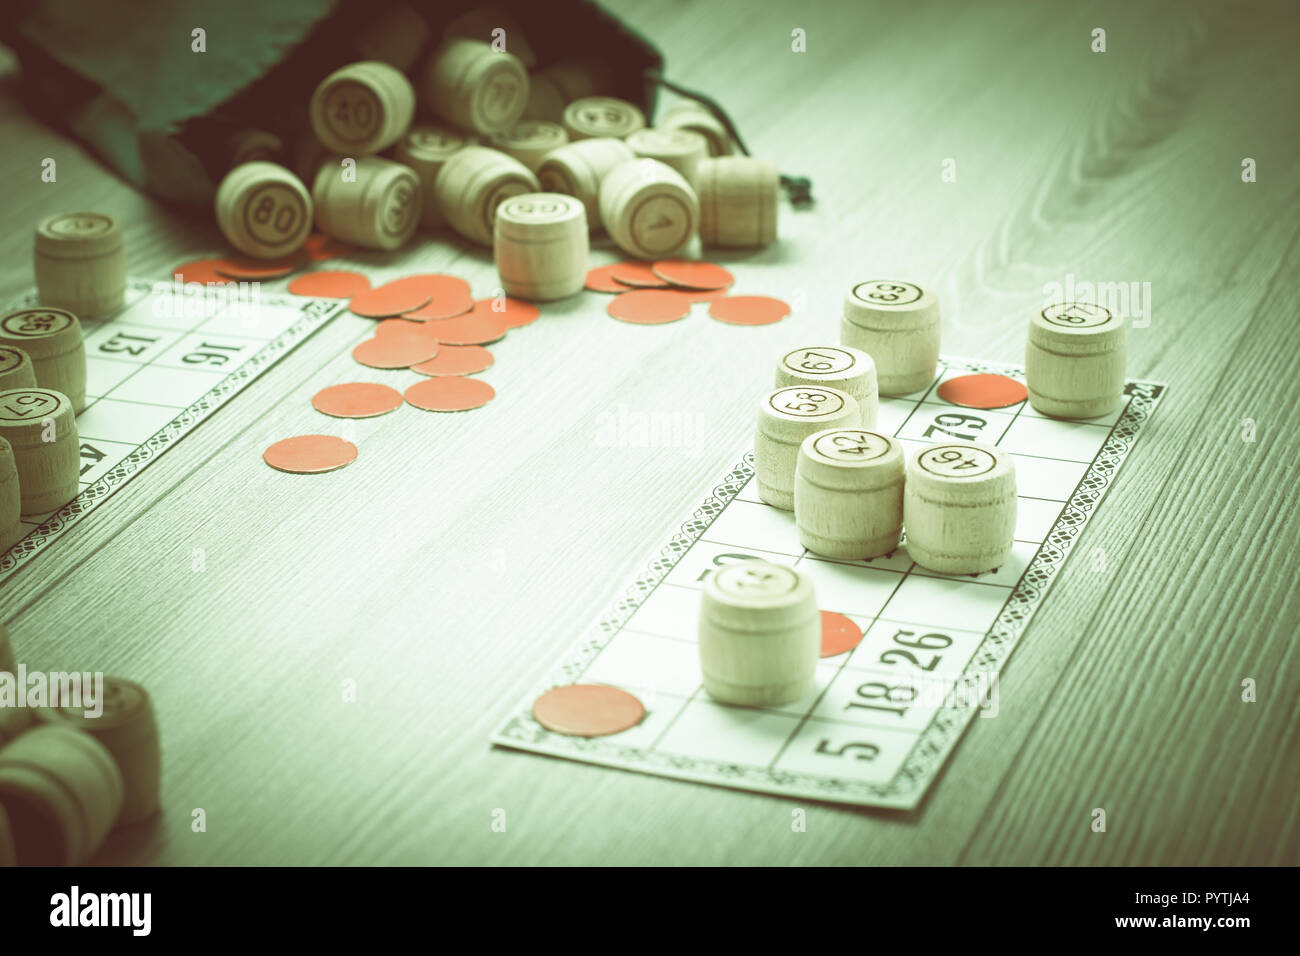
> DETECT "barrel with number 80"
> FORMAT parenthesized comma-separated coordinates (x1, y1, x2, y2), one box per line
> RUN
(215, 162, 314, 259)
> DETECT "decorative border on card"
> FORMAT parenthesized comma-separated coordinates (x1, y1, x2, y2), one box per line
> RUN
(493, 360, 1165, 807)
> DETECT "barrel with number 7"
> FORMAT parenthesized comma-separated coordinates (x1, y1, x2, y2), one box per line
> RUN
(214, 162, 314, 259)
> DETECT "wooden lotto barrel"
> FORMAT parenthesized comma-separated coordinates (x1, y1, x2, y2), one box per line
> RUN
(536, 137, 634, 233)
(695, 157, 778, 248)
(224, 128, 283, 169)
(214, 161, 314, 259)
(421, 38, 529, 135)
(754, 385, 861, 511)
(434, 147, 539, 247)
(1025, 302, 1126, 419)
(904, 442, 1017, 574)
(494, 193, 588, 301)
(489, 121, 569, 172)
(841, 279, 941, 396)
(795, 428, 905, 560)
(309, 60, 415, 155)
(626, 127, 709, 184)
(34, 212, 126, 319)
(562, 96, 646, 141)
(0, 438, 21, 553)
(659, 101, 733, 156)
(0, 724, 124, 866)
(0, 308, 86, 413)
(35, 676, 161, 826)
(698, 560, 820, 707)
(0, 346, 36, 393)
(393, 123, 477, 230)
(775, 344, 878, 429)
(313, 157, 421, 251)
(0, 388, 80, 515)
(598, 159, 699, 260)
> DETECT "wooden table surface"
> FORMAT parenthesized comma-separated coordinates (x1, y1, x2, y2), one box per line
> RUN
(1, 0, 1297, 866)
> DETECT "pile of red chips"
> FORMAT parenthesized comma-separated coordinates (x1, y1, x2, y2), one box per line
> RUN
(173, 233, 350, 285)
(586, 258, 792, 327)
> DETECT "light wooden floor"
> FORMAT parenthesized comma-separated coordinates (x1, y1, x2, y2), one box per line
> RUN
(1, 0, 1297, 865)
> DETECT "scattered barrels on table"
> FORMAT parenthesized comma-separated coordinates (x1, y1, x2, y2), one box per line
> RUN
(421, 38, 529, 135)
(434, 146, 539, 247)
(33, 212, 126, 319)
(795, 428, 905, 560)
(841, 279, 941, 396)
(904, 442, 1017, 575)
(0, 388, 80, 515)
(695, 156, 778, 248)
(626, 127, 709, 184)
(393, 123, 477, 230)
(0, 724, 124, 866)
(536, 137, 634, 233)
(490, 121, 569, 172)
(313, 157, 421, 251)
(0, 308, 86, 413)
(598, 159, 699, 260)
(562, 96, 646, 141)
(493, 192, 588, 301)
(698, 560, 820, 707)
(1025, 302, 1127, 419)
(659, 100, 733, 156)
(309, 60, 415, 156)
(754, 385, 861, 511)
(214, 161, 314, 259)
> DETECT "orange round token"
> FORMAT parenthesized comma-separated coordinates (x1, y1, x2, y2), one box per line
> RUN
(289, 270, 371, 298)
(937, 374, 1028, 410)
(349, 277, 435, 318)
(173, 259, 236, 286)
(214, 254, 301, 280)
(820, 611, 864, 658)
(708, 295, 791, 326)
(607, 289, 692, 325)
(585, 264, 635, 293)
(403, 295, 474, 321)
(263, 435, 358, 474)
(651, 259, 734, 290)
(352, 333, 439, 369)
(312, 382, 403, 418)
(302, 233, 350, 261)
(411, 345, 494, 377)
(473, 297, 539, 329)
(376, 317, 440, 339)
(531, 684, 645, 737)
(423, 311, 508, 346)
(404, 376, 495, 412)
(611, 261, 670, 288)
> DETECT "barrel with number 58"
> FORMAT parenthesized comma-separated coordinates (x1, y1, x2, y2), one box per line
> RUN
(215, 162, 314, 259)
(754, 385, 861, 511)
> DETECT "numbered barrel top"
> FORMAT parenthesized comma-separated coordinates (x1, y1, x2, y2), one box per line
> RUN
(492, 121, 567, 152)
(44, 676, 148, 731)
(564, 97, 646, 139)
(0, 307, 79, 340)
(802, 428, 898, 468)
(1030, 302, 1124, 350)
(0, 388, 73, 426)
(397, 124, 475, 162)
(496, 192, 585, 228)
(706, 560, 812, 609)
(778, 345, 871, 379)
(35, 212, 122, 255)
(844, 279, 939, 329)
(908, 442, 1015, 497)
(763, 385, 857, 423)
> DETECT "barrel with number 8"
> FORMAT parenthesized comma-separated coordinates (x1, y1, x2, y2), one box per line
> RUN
(754, 385, 861, 511)
(313, 157, 421, 251)
(215, 162, 314, 259)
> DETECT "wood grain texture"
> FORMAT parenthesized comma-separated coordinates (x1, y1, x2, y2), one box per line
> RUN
(0, 0, 1297, 865)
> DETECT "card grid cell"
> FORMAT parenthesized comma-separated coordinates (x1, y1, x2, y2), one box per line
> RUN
(492, 358, 1165, 808)
(0, 279, 344, 580)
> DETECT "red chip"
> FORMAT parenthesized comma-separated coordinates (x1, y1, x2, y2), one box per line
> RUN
(312, 383, 404, 418)
(399, 275, 476, 321)
(610, 261, 670, 287)
(708, 295, 791, 326)
(607, 289, 692, 325)
(288, 270, 371, 298)
(410, 345, 494, 377)
(263, 435, 358, 474)
(375, 318, 440, 340)
(173, 259, 237, 286)
(423, 311, 508, 346)
(937, 374, 1028, 410)
(349, 277, 434, 318)
(352, 334, 439, 369)
(404, 376, 495, 412)
(213, 254, 301, 280)
(820, 611, 864, 658)
(403, 295, 474, 321)
(585, 264, 636, 293)
(472, 297, 539, 329)
(651, 259, 734, 290)
(301, 233, 350, 261)
(531, 684, 645, 737)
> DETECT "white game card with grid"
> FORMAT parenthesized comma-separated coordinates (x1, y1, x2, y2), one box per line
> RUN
(1, 278, 342, 580)
(493, 358, 1165, 808)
